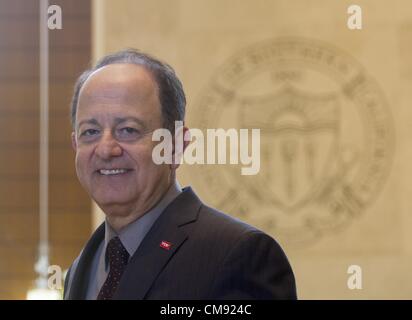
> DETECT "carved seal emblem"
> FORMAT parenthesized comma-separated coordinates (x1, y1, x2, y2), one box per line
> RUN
(192, 38, 394, 246)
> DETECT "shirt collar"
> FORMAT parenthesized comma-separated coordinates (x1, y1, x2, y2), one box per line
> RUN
(104, 180, 182, 265)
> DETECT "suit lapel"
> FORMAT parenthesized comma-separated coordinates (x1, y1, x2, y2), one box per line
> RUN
(68, 222, 105, 300)
(114, 187, 202, 300)
(68, 187, 202, 300)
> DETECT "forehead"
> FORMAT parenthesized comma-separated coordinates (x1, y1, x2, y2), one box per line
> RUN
(77, 63, 161, 121)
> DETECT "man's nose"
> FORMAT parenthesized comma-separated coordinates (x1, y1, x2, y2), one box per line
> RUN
(95, 131, 122, 159)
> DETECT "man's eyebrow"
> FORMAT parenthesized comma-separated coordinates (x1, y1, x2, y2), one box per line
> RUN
(77, 117, 147, 129)
(114, 117, 147, 129)
(77, 118, 99, 129)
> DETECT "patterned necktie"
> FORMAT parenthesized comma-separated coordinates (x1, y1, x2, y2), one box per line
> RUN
(97, 236, 130, 300)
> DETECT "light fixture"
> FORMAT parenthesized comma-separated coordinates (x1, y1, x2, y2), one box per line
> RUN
(26, 0, 59, 300)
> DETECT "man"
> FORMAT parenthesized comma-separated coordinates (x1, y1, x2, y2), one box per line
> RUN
(64, 49, 297, 300)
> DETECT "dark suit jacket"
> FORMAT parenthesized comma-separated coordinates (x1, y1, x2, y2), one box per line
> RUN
(64, 187, 297, 299)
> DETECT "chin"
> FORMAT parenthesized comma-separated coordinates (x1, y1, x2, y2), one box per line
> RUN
(92, 192, 133, 208)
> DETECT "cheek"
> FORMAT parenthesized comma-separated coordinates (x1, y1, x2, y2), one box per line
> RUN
(74, 153, 87, 185)
(129, 144, 168, 178)
(75, 150, 86, 169)
(75, 148, 93, 178)
(128, 141, 155, 165)
(133, 151, 158, 178)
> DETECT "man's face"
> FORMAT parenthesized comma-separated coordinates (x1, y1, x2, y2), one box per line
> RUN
(72, 63, 172, 216)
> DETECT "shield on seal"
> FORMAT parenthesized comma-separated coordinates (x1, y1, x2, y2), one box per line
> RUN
(239, 86, 340, 212)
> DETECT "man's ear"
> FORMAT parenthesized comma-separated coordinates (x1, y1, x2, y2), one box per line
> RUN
(182, 127, 191, 153)
(71, 132, 77, 151)
(171, 126, 190, 170)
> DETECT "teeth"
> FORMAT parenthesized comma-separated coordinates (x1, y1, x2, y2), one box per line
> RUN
(99, 169, 128, 175)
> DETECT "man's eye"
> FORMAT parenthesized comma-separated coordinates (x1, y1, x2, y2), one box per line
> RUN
(119, 127, 139, 135)
(81, 129, 99, 136)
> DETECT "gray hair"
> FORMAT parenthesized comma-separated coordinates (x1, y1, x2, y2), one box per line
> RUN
(70, 48, 186, 131)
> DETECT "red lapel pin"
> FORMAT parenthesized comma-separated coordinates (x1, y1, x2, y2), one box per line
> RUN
(160, 240, 172, 250)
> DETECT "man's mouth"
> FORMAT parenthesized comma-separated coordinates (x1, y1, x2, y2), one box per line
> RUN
(98, 169, 132, 176)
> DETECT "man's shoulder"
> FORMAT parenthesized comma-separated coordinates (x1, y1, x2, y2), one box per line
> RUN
(199, 204, 258, 232)
(63, 253, 82, 299)
(193, 203, 274, 247)
(177, 188, 275, 244)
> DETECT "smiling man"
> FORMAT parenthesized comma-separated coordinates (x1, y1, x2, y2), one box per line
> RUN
(63, 49, 297, 300)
